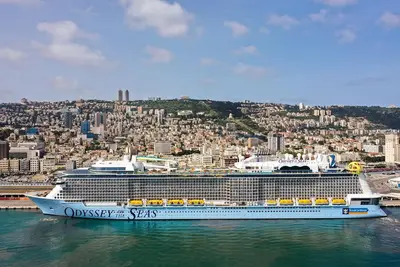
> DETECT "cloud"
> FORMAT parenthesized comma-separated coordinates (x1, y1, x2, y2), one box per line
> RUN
(345, 77, 387, 87)
(259, 27, 270, 34)
(233, 63, 270, 78)
(51, 76, 95, 99)
(200, 58, 219, 66)
(145, 46, 173, 63)
(234, 45, 258, 55)
(73, 6, 99, 17)
(309, 9, 328, 23)
(120, 0, 193, 38)
(195, 27, 204, 37)
(52, 76, 79, 90)
(224, 21, 249, 37)
(336, 28, 356, 43)
(0, 47, 26, 61)
(201, 78, 216, 85)
(32, 21, 107, 67)
(0, 0, 43, 6)
(379, 12, 400, 28)
(267, 14, 299, 30)
(315, 0, 358, 7)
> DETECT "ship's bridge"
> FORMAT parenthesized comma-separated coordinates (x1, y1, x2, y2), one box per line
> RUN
(89, 155, 145, 173)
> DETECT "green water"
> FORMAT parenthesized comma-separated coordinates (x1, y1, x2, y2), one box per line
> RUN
(1, 209, 400, 267)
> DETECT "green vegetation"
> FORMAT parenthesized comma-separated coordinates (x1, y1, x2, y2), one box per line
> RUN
(361, 155, 385, 163)
(331, 106, 400, 129)
(0, 129, 12, 140)
(85, 140, 103, 151)
(132, 99, 211, 115)
(230, 117, 266, 135)
(172, 150, 200, 156)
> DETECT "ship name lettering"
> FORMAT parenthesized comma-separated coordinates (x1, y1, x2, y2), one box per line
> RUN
(64, 207, 118, 218)
(129, 208, 157, 220)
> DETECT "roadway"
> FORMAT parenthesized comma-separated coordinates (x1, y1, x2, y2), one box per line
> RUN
(0, 184, 53, 193)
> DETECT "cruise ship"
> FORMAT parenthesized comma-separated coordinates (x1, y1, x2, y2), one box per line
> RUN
(27, 153, 386, 220)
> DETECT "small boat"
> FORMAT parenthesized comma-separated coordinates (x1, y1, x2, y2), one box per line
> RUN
(129, 199, 143, 206)
(266, 200, 277, 205)
(167, 199, 184, 206)
(332, 198, 346, 205)
(147, 199, 163, 206)
(315, 199, 329, 205)
(187, 199, 205, 206)
(298, 199, 312, 205)
(279, 199, 294, 205)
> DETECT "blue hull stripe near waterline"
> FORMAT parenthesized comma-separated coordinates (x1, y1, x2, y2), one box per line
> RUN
(28, 196, 387, 220)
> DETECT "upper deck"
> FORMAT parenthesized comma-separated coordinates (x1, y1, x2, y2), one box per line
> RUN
(60, 153, 350, 179)
(61, 168, 353, 179)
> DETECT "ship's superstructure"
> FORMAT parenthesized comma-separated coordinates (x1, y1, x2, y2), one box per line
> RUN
(27, 154, 386, 220)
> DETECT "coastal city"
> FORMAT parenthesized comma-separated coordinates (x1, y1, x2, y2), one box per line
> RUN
(0, 90, 399, 197)
(2, 0, 400, 265)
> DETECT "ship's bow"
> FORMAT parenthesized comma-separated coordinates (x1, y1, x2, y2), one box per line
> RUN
(26, 194, 63, 216)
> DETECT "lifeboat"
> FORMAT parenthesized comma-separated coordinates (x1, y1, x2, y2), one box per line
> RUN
(332, 198, 346, 205)
(298, 199, 312, 205)
(266, 200, 277, 205)
(279, 199, 294, 205)
(147, 199, 163, 206)
(167, 199, 184, 206)
(187, 199, 205, 206)
(315, 199, 329, 205)
(129, 199, 143, 206)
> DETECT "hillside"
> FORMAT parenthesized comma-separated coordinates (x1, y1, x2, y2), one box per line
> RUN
(330, 106, 400, 129)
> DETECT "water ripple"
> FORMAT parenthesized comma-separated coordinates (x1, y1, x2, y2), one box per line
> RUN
(1, 210, 400, 267)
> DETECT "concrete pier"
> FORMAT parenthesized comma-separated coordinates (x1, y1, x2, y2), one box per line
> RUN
(381, 200, 400, 207)
(0, 200, 39, 210)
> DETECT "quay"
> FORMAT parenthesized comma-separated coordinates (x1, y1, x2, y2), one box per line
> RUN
(0, 183, 53, 194)
(0, 200, 39, 210)
(381, 201, 400, 207)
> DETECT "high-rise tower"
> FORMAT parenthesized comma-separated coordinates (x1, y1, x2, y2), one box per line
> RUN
(267, 132, 285, 154)
(125, 90, 129, 102)
(63, 111, 73, 129)
(0, 140, 10, 160)
(118, 89, 123, 102)
(385, 134, 400, 164)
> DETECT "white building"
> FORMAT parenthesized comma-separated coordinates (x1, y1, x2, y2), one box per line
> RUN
(0, 159, 9, 173)
(9, 159, 19, 172)
(154, 142, 171, 155)
(201, 155, 213, 167)
(385, 134, 400, 164)
(363, 144, 383, 154)
(66, 160, 77, 170)
(388, 177, 400, 189)
(30, 158, 40, 173)
(267, 133, 285, 154)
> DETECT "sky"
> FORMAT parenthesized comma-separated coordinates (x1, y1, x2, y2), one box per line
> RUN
(0, 0, 400, 106)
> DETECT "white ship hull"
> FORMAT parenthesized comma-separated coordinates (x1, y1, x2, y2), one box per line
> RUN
(28, 195, 387, 220)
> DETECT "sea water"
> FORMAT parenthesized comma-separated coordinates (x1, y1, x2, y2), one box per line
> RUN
(1, 209, 400, 267)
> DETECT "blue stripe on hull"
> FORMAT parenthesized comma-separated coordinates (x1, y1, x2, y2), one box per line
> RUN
(28, 196, 387, 220)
